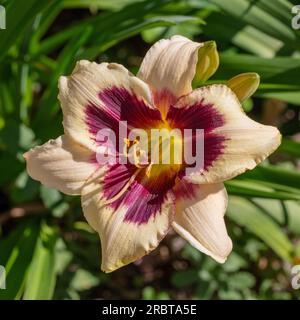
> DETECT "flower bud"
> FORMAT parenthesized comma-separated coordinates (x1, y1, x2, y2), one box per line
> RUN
(193, 41, 219, 86)
(227, 73, 260, 102)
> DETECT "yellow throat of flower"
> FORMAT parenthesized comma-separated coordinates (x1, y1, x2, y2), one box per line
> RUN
(123, 122, 183, 179)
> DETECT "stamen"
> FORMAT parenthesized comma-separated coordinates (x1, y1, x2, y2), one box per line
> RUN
(124, 138, 131, 146)
(123, 138, 132, 157)
(145, 162, 153, 178)
(132, 145, 144, 168)
(123, 138, 148, 169)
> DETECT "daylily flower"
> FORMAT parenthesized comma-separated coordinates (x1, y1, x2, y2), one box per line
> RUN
(24, 36, 281, 272)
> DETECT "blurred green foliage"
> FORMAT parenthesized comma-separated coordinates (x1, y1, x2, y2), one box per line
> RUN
(0, 0, 300, 300)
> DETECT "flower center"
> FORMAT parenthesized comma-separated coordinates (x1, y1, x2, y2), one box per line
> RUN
(123, 121, 183, 182)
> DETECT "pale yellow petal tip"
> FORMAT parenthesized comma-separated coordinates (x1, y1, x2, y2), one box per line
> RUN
(100, 247, 136, 273)
(69, 60, 101, 78)
(274, 127, 282, 151)
(101, 250, 149, 273)
(73, 60, 92, 73)
(58, 75, 68, 90)
(101, 266, 114, 274)
(211, 237, 233, 264)
(170, 34, 190, 42)
(101, 260, 128, 273)
(267, 125, 282, 155)
(58, 76, 69, 103)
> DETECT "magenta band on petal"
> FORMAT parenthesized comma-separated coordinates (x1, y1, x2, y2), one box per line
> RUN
(166, 99, 227, 172)
(86, 101, 119, 138)
(85, 86, 163, 141)
(123, 182, 164, 224)
(86, 87, 226, 224)
(103, 163, 137, 199)
(103, 164, 175, 225)
(100, 87, 163, 129)
(85, 86, 173, 225)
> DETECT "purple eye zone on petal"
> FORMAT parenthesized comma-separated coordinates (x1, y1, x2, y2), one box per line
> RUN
(85, 86, 170, 225)
(166, 99, 227, 173)
(103, 164, 174, 225)
(85, 86, 226, 225)
(85, 86, 162, 143)
(118, 180, 166, 225)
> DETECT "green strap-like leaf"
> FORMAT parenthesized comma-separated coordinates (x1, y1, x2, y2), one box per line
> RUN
(23, 222, 58, 300)
(228, 196, 294, 262)
(0, 0, 51, 61)
(0, 218, 40, 299)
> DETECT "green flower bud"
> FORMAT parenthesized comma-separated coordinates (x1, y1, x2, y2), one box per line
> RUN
(227, 73, 260, 102)
(193, 41, 219, 86)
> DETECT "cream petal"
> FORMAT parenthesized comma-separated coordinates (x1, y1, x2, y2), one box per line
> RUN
(24, 135, 97, 195)
(58, 60, 156, 152)
(138, 36, 218, 100)
(81, 167, 175, 273)
(173, 181, 232, 263)
(170, 84, 281, 183)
